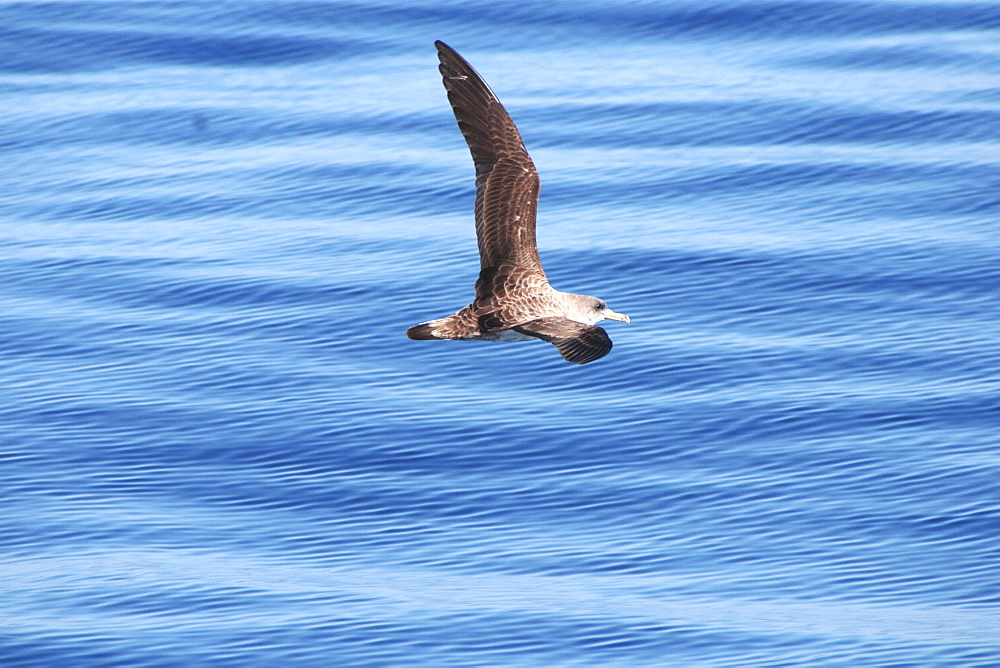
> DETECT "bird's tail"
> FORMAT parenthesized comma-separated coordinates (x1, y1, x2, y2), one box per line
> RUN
(406, 322, 441, 340)
(406, 313, 477, 340)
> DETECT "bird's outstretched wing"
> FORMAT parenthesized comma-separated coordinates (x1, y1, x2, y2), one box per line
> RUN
(435, 41, 546, 300)
(513, 317, 613, 364)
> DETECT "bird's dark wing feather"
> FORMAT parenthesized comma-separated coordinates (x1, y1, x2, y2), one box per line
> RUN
(513, 317, 613, 364)
(435, 41, 546, 300)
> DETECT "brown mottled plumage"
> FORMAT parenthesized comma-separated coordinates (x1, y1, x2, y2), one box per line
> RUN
(406, 41, 629, 364)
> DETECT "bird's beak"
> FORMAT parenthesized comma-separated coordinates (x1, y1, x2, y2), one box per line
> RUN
(604, 310, 630, 324)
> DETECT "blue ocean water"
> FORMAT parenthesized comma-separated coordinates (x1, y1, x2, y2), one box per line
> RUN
(3, 0, 999, 664)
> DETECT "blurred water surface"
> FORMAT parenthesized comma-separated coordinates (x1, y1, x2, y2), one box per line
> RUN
(3, 1, 999, 665)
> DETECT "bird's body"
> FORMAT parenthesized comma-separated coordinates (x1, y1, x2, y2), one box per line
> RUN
(406, 41, 628, 364)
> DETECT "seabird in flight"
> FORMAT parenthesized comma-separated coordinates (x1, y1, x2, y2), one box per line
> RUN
(407, 41, 629, 364)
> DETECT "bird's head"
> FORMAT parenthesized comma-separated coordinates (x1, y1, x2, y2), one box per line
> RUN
(566, 294, 630, 326)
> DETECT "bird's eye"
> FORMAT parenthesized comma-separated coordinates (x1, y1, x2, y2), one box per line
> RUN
(596, 301, 606, 310)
